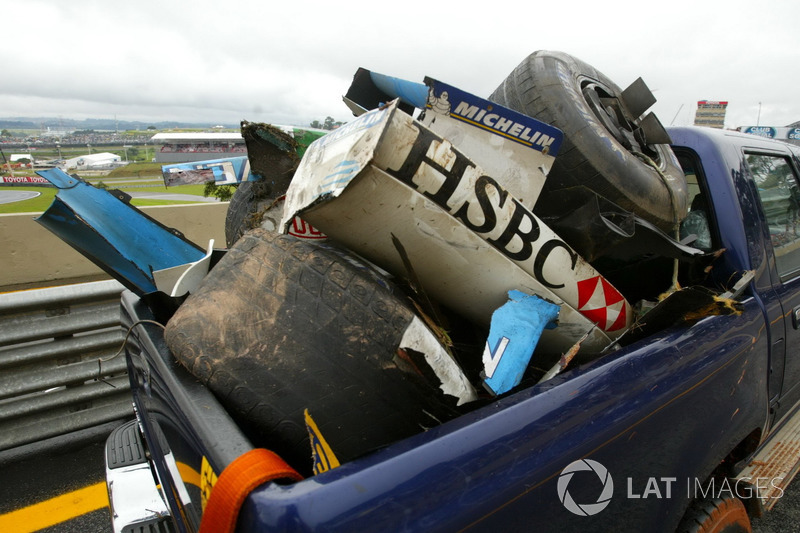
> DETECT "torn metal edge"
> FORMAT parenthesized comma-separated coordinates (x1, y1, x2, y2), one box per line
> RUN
(399, 316, 478, 406)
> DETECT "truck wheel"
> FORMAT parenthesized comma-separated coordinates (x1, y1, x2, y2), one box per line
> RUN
(678, 496, 751, 533)
(164, 228, 464, 475)
(489, 50, 688, 233)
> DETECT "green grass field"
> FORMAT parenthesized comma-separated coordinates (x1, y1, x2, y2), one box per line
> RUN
(105, 162, 163, 178)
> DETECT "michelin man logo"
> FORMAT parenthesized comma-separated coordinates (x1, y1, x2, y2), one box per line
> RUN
(427, 87, 451, 116)
(557, 459, 614, 516)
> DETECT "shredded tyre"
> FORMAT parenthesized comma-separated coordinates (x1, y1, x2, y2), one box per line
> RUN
(164, 229, 463, 475)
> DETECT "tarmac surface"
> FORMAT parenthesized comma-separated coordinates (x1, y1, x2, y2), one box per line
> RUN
(0, 423, 116, 533)
(0, 191, 40, 204)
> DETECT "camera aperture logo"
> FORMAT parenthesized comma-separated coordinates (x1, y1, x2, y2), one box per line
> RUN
(557, 459, 785, 517)
(557, 459, 614, 516)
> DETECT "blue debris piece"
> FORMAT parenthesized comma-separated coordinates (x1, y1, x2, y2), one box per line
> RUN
(35, 168, 205, 295)
(482, 290, 561, 396)
(368, 71, 429, 109)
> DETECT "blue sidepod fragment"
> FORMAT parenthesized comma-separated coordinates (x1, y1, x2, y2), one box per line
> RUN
(482, 290, 561, 396)
(35, 168, 205, 295)
(368, 71, 429, 109)
(344, 67, 428, 115)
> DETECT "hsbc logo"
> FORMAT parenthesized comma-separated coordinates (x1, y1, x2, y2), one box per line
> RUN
(577, 276, 628, 332)
(384, 126, 629, 333)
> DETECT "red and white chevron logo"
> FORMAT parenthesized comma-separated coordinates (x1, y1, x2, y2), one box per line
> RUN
(576, 276, 627, 332)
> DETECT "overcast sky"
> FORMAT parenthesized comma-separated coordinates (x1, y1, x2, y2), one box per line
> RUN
(2, 0, 798, 130)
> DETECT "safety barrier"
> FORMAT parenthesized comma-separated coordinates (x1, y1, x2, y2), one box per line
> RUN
(0, 280, 131, 450)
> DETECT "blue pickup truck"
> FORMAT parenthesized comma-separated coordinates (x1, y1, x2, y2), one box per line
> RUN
(46, 52, 799, 533)
(104, 123, 800, 533)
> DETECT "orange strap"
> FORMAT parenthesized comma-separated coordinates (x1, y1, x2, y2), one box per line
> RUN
(199, 448, 303, 533)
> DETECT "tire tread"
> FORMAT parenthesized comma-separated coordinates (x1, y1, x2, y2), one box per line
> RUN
(165, 229, 460, 474)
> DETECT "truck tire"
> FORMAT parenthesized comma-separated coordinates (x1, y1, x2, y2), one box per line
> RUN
(164, 228, 463, 475)
(489, 50, 688, 233)
(678, 496, 751, 533)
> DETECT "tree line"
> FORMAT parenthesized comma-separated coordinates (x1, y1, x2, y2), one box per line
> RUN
(309, 117, 345, 130)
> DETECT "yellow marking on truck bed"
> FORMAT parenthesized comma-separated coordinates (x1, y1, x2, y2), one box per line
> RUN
(0, 481, 108, 532)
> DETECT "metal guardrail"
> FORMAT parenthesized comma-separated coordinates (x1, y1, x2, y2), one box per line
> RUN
(0, 280, 132, 451)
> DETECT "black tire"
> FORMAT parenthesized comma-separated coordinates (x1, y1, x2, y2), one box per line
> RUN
(224, 179, 278, 247)
(489, 50, 688, 233)
(225, 122, 300, 247)
(678, 496, 752, 533)
(164, 228, 462, 475)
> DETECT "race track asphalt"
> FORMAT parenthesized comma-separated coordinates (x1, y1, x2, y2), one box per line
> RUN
(0, 191, 40, 204)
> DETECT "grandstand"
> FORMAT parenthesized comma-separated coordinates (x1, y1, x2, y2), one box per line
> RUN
(150, 132, 248, 163)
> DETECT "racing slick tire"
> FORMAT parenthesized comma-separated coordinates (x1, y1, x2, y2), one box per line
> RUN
(224, 122, 300, 247)
(489, 50, 688, 233)
(224, 179, 279, 248)
(164, 228, 463, 475)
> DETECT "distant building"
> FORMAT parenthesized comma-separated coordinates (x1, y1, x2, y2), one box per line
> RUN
(150, 133, 248, 163)
(694, 101, 728, 129)
(40, 127, 72, 138)
(64, 152, 123, 170)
